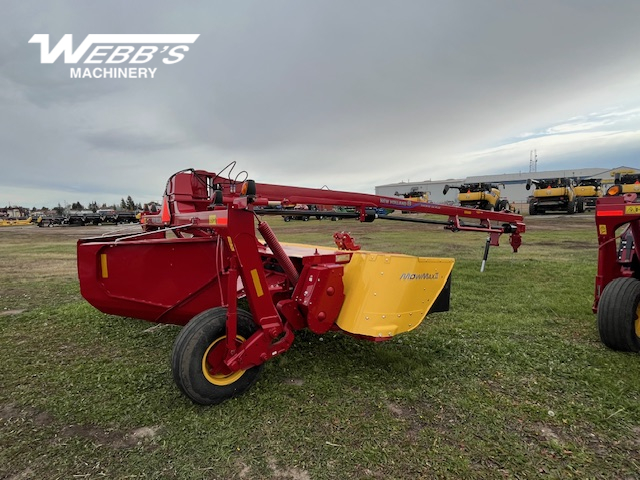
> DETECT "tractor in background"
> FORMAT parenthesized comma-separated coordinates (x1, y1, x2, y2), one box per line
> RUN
(574, 179, 603, 211)
(396, 186, 429, 202)
(442, 183, 510, 212)
(526, 177, 579, 215)
(607, 173, 640, 196)
(394, 187, 429, 214)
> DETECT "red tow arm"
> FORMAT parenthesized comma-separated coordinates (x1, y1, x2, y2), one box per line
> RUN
(142, 168, 526, 252)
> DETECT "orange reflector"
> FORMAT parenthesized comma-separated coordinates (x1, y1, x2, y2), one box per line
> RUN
(161, 196, 171, 223)
(607, 185, 621, 196)
(100, 254, 108, 278)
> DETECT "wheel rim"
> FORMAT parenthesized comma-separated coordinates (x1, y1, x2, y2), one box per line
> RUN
(202, 335, 246, 386)
(636, 304, 640, 338)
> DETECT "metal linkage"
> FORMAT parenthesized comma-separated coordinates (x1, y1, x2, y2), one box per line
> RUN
(143, 169, 526, 253)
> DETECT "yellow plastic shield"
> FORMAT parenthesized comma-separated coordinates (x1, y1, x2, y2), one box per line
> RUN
(336, 252, 454, 338)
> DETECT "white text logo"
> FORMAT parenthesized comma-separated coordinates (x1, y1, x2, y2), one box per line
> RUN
(29, 34, 200, 79)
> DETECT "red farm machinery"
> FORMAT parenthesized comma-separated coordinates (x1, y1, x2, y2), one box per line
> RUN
(595, 191, 640, 352)
(77, 164, 525, 405)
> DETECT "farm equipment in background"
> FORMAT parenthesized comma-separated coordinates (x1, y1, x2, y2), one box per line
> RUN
(442, 183, 510, 212)
(77, 163, 525, 405)
(606, 173, 640, 196)
(395, 187, 429, 213)
(526, 177, 579, 215)
(574, 179, 603, 211)
(36, 210, 140, 227)
(282, 204, 311, 222)
(594, 191, 640, 352)
(0, 216, 34, 227)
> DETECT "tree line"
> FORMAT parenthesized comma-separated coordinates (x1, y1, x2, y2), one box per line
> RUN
(31, 195, 145, 216)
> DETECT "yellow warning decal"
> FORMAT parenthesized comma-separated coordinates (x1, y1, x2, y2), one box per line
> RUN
(250, 269, 264, 297)
(598, 225, 607, 235)
(227, 236, 235, 251)
(625, 205, 640, 215)
(100, 253, 108, 278)
(209, 215, 217, 225)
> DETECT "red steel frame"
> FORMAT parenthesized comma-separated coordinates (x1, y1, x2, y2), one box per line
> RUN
(141, 169, 526, 249)
(593, 193, 640, 312)
(79, 167, 526, 373)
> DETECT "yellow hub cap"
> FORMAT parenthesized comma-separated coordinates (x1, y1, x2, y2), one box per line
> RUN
(202, 336, 246, 386)
(635, 305, 640, 339)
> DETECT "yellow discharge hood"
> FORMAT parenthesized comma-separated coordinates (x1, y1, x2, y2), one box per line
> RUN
(336, 252, 454, 339)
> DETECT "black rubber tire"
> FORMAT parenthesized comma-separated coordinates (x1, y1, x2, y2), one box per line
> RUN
(171, 307, 263, 405)
(283, 216, 291, 222)
(529, 200, 537, 216)
(597, 277, 640, 352)
(566, 200, 575, 214)
(577, 198, 585, 213)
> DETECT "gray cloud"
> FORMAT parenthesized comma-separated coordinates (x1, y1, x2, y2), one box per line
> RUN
(1, 0, 640, 207)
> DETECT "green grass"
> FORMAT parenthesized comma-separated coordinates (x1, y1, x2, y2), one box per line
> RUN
(1, 216, 639, 479)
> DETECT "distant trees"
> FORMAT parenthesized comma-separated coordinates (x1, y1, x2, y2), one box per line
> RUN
(126, 195, 135, 211)
(119, 196, 140, 211)
(25, 196, 144, 213)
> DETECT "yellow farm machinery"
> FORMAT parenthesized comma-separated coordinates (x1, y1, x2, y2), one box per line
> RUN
(526, 177, 579, 215)
(442, 183, 510, 212)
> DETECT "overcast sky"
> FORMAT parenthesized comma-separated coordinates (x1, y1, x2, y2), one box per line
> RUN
(2, 1, 640, 208)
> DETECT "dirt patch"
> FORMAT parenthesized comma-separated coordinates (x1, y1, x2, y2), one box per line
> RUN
(1, 403, 160, 450)
(0, 309, 26, 316)
(267, 458, 311, 480)
(524, 213, 596, 231)
(6, 467, 35, 480)
(57, 423, 161, 449)
(386, 401, 427, 441)
(628, 426, 640, 448)
(235, 458, 311, 480)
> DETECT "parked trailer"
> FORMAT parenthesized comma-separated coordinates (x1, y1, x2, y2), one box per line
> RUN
(77, 165, 525, 405)
(37, 211, 140, 227)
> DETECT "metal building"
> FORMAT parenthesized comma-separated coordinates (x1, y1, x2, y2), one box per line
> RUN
(375, 166, 640, 206)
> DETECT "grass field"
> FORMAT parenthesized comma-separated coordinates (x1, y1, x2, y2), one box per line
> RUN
(1, 214, 639, 479)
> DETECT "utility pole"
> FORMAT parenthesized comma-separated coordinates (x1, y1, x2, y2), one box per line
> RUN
(529, 150, 538, 173)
